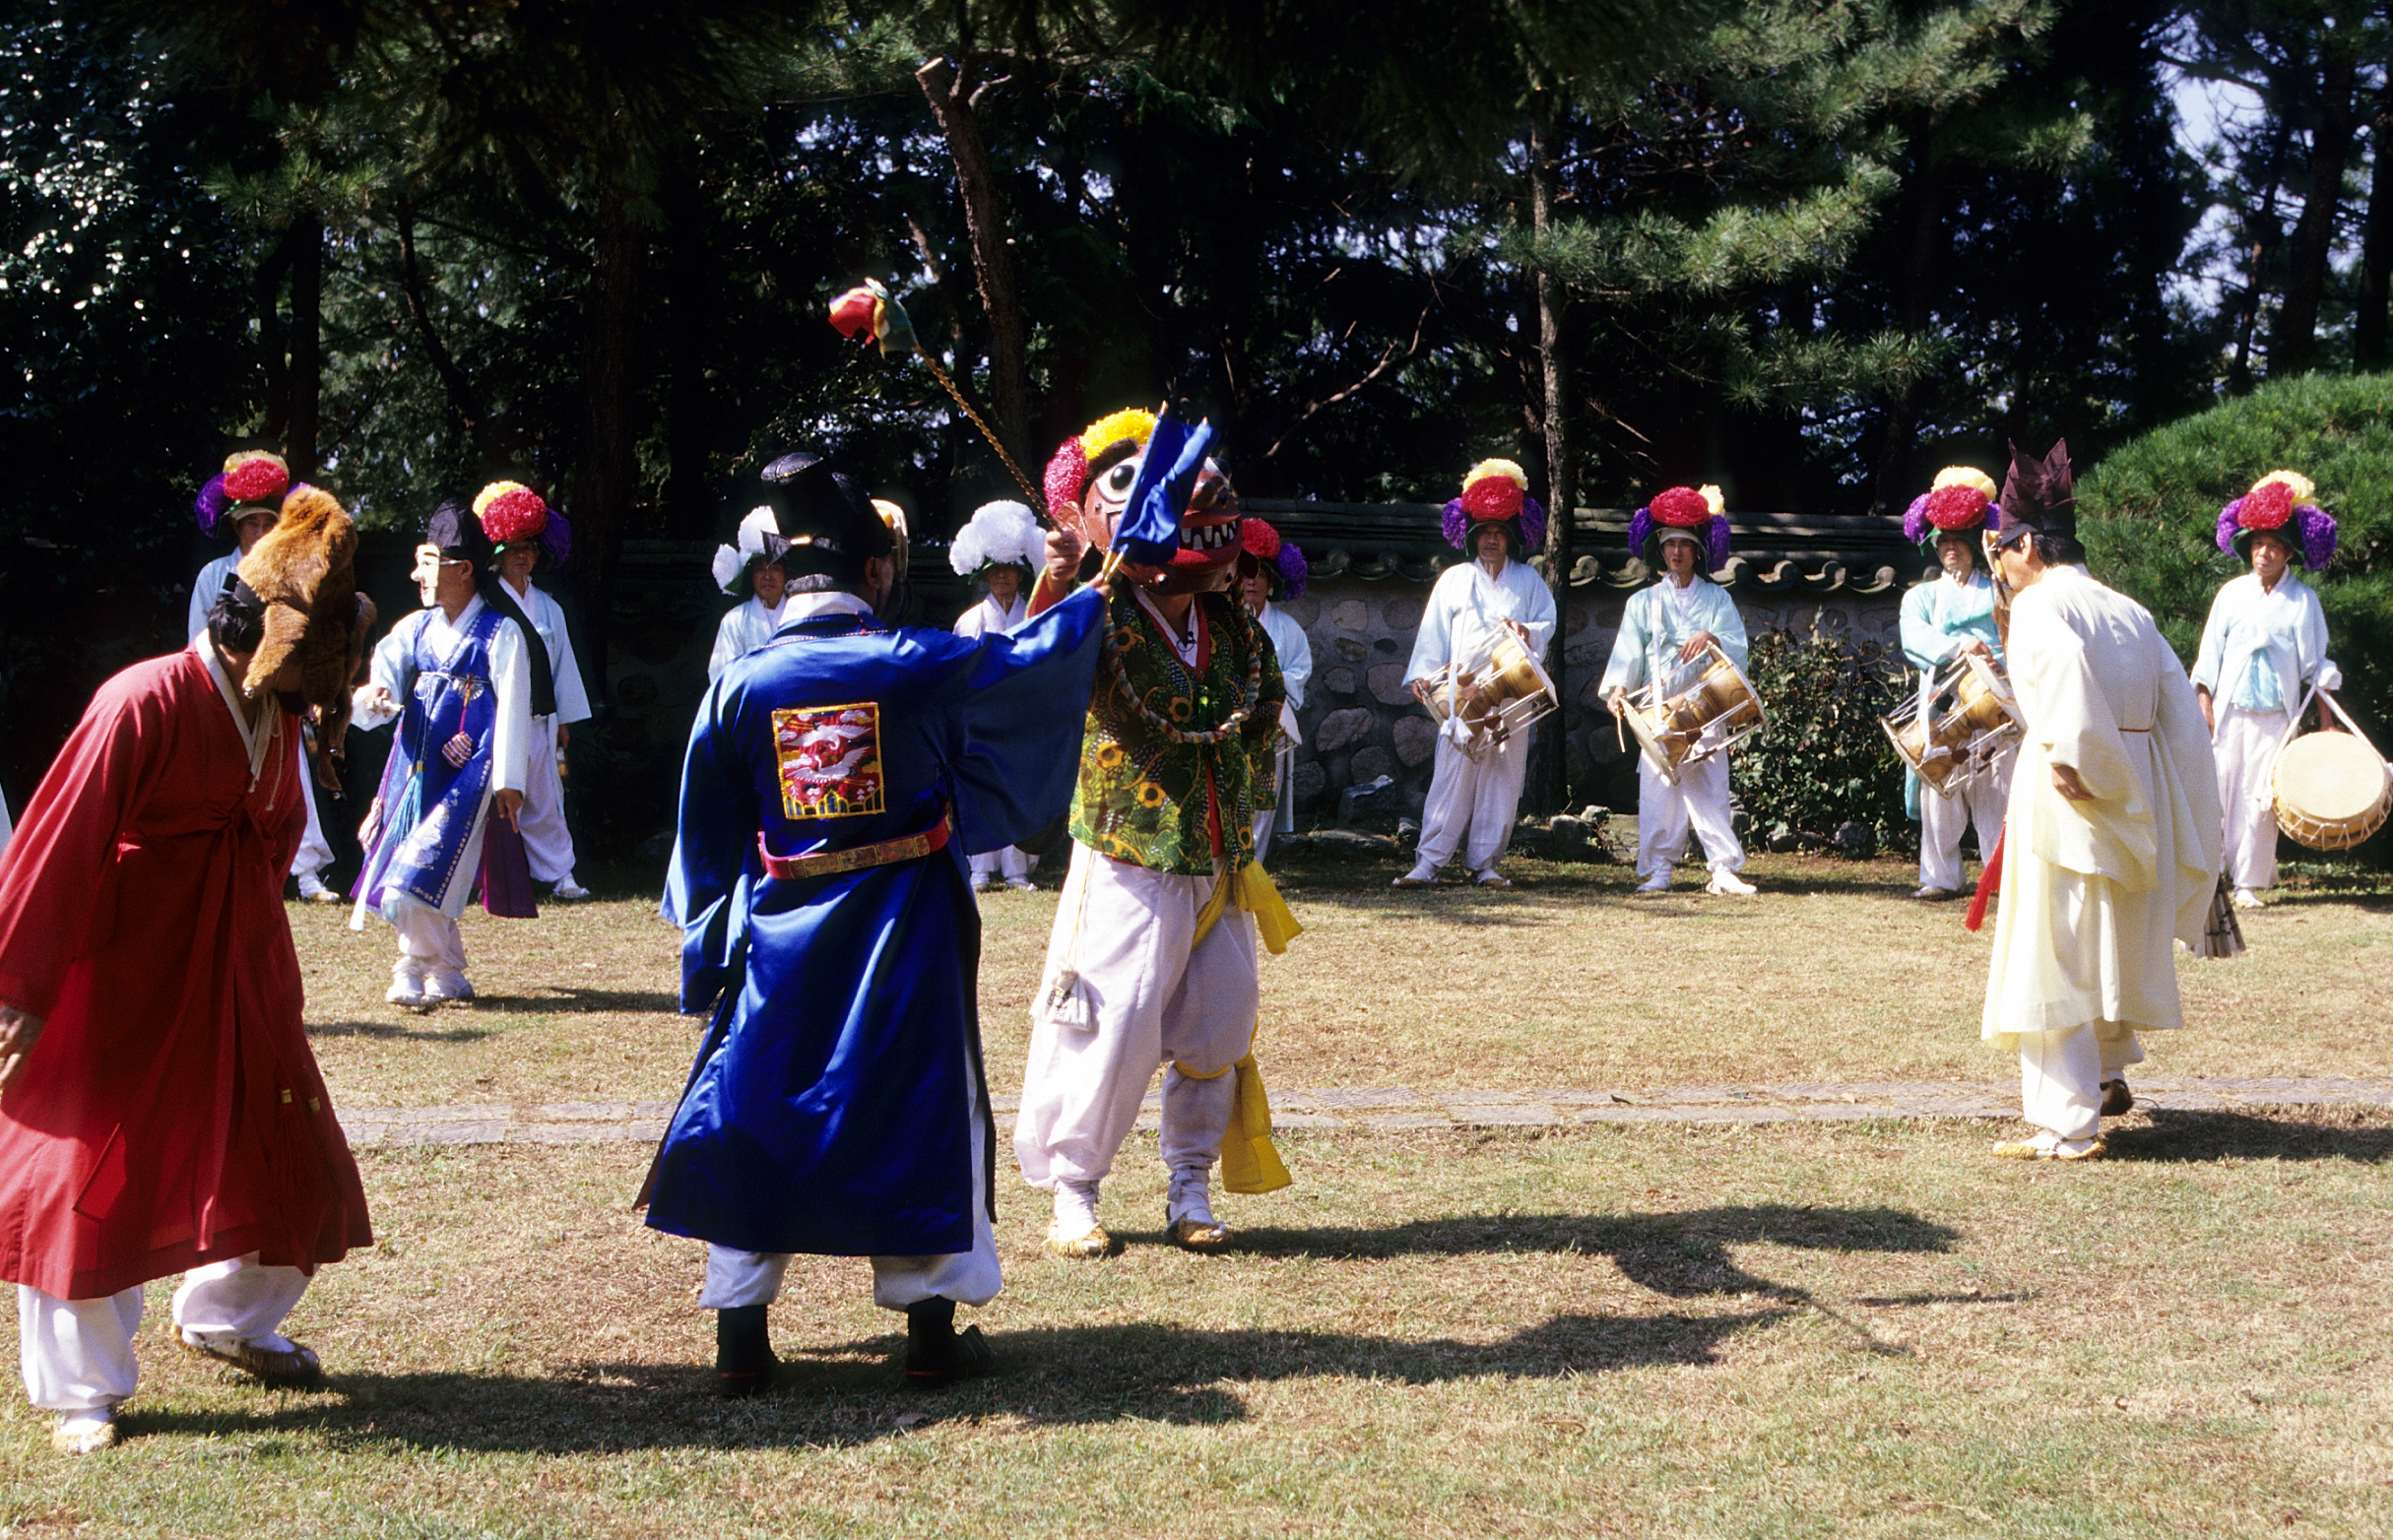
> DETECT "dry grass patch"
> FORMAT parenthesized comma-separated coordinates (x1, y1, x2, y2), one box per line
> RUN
(1, 1115, 2387, 1536)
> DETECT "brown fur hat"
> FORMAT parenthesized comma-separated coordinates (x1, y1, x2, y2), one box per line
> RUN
(237, 483, 362, 710)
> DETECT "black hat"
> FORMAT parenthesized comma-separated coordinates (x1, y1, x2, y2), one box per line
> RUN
(1994, 440, 2076, 548)
(425, 498, 497, 564)
(758, 450, 893, 582)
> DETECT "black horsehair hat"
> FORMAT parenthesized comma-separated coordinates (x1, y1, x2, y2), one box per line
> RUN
(759, 450, 894, 581)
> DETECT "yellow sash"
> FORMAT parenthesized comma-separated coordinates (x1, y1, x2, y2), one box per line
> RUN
(1175, 860, 1299, 1194)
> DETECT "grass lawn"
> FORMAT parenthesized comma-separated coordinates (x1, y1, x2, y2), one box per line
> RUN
(4, 852, 2386, 1534)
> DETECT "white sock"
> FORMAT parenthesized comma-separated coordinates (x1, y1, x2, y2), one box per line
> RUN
(1052, 1179, 1100, 1238)
(1167, 1169, 1216, 1226)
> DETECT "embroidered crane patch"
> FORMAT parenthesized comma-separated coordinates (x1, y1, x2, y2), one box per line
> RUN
(773, 702, 884, 819)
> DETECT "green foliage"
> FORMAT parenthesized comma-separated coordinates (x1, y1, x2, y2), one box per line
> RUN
(2077, 371, 2393, 743)
(1730, 627, 1911, 851)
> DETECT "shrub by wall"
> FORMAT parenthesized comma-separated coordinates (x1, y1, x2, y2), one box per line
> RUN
(1731, 627, 1912, 853)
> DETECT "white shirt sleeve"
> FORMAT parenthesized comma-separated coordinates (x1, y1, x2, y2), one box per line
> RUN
(1404, 568, 1461, 684)
(351, 611, 417, 731)
(539, 589, 593, 724)
(1513, 565, 1558, 652)
(487, 612, 533, 795)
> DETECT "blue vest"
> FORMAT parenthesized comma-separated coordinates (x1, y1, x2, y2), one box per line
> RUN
(359, 605, 506, 914)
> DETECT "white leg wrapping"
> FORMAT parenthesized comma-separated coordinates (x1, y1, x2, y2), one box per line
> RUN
(19, 1285, 143, 1414)
(699, 1248, 791, 1310)
(1635, 756, 1691, 878)
(2214, 707, 2289, 892)
(1918, 781, 1968, 891)
(1412, 736, 1480, 873)
(172, 1252, 309, 1352)
(1679, 753, 1744, 872)
(387, 894, 468, 987)
(1462, 727, 1530, 871)
(291, 772, 334, 882)
(2019, 1023, 2103, 1142)
(516, 721, 578, 883)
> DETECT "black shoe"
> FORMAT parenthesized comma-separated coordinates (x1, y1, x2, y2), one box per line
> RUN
(715, 1305, 778, 1399)
(903, 1298, 993, 1388)
(2100, 1078, 2134, 1118)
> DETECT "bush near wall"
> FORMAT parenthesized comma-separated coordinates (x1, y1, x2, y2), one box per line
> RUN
(1730, 627, 1913, 854)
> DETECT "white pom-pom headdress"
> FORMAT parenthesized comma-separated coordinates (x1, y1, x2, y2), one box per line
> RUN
(948, 499, 1043, 577)
(711, 505, 783, 595)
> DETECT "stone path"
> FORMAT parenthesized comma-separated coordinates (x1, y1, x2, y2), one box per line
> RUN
(336, 1075, 2393, 1147)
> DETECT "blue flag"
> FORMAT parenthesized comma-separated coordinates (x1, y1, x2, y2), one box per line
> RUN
(1114, 415, 1214, 568)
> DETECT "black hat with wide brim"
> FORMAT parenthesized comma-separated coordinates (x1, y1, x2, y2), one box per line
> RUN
(760, 451, 894, 583)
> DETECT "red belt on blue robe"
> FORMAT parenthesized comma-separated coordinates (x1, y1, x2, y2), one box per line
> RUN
(756, 811, 953, 881)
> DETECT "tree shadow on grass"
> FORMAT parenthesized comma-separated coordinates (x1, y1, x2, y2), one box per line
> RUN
(306, 1019, 494, 1044)
(2105, 1108, 2393, 1164)
(119, 1203, 1961, 1452)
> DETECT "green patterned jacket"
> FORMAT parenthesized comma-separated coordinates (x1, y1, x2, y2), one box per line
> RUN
(1069, 585, 1286, 874)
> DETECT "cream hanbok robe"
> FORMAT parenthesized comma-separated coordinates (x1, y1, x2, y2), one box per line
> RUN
(1981, 566, 2221, 1046)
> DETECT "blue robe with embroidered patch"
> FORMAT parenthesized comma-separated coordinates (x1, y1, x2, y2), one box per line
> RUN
(356, 603, 509, 917)
(644, 590, 1104, 1257)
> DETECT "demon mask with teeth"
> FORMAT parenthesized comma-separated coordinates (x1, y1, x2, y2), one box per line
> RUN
(1044, 408, 1244, 596)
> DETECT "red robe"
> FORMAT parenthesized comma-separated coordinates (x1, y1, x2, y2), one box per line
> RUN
(0, 645, 371, 1300)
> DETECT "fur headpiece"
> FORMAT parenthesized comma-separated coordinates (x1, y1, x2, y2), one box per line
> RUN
(1901, 467, 1999, 553)
(949, 499, 1044, 578)
(1994, 440, 2075, 547)
(235, 484, 378, 791)
(194, 450, 291, 539)
(2216, 470, 2336, 569)
(1627, 483, 1730, 569)
(474, 480, 573, 569)
(1235, 517, 1309, 600)
(1440, 458, 1547, 556)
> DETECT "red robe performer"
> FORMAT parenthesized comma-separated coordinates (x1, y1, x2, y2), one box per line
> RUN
(0, 483, 374, 1453)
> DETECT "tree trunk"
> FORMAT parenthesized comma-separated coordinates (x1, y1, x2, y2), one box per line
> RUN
(571, 183, 644, 689)
(2357, 89, 2393, 370)
(286, 209, 323, 478)
(1527, 91, 1573, 818)
(917, 54, 1029, 462)
(2229, 123, 2292, 395)
(396, 199, 492, 461)
(2273, 47, 2361, 377)
(253, 224, 299, 445)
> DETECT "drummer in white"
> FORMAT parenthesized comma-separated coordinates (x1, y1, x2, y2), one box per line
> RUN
(1599, 484, 1755, 896)
(1237, 517, 1313, 863)
(948, 498, 1045, 890)
(1897, 467, 2014, 900)
(485, 483, 595, 901)
(1396, 460, 1557, 889)
(2191, 471, 2342, 909)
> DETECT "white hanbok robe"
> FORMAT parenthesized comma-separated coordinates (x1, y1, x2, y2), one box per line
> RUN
(1254, 603, 1314, 858)
(1596, 577, 1750, 878)
(707, 597, 786, 682)
(2189, 571, 2341, 892)
(1981, 566, 2220, 1138)
(952, 591, 1036, 882)
(1899, 570, 2015, 890)
(499, 578, 594, 884)
(1401, 558, 1557, 872)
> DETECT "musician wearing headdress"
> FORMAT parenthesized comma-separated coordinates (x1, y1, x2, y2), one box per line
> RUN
(193, 452, 348, 904)
(1015, 407, 1295, 1258)
(2190, 472, 2342, 910)
(349, 494, 555, 1008)
(644, 452, 1104, 1393)
(1898, 468, 2014, 900)
(949, 499, 1047, 890)
(483, 483, 594, 903)
(1394, 460, 1557, 890)
(1599, 485, 1756, 896)
(1978, 442, 2221, 1160)
(0, 484, 375, 1453)
(707, 506, 791, 682)
(1237, 517, 1312, 863)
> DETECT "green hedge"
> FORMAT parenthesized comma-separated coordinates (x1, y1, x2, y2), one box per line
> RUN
(1731, 627, 1912, 853)
(2077, 373, 2393, 754)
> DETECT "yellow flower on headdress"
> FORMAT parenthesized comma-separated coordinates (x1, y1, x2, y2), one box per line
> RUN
(1931, 466, 1999, 502)
(1698, 483, 1726, 519)
(1462, 458, 1528, 491)
(1080, 409, 1158, 462)
(2250, 470, 2315, 504)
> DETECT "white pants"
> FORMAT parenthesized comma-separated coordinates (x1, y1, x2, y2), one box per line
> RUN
(519, 718, 578, 884)
(18, 1253, 309, 1413)
(387, 893, 469, 989)
(969, 847, 1034, 882)
(2213, 706, 2290, 892)
(291, 772, 334, 882)
(1918, 745, 2015, 891)
(1014, 842, 1257, 1190)
(701, 1081, 1002, 1313)
(1414, 729, 1528, 873)
(2018, 1020, 2144, 1141)
(1635, 753, 1744, 878)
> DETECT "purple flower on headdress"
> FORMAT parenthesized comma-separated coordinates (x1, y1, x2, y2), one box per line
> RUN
(1519, 495, 1547, 554)
(2295, 504, 2337, 569)
(1704, 514, 1731, 570)
(1274, 540, 1308, 600)
(1626, 505, 1655, 560)
(2215, 498, 2244, 557)
(194, 474, 232, 537)
(1441, 496, 1470, 548)
(542, 507, 574, 569)
(1902, 493, 1932, 545)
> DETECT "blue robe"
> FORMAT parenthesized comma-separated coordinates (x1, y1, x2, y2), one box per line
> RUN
(644, 590, 1104, 1257)
(356, 602, 513, 917)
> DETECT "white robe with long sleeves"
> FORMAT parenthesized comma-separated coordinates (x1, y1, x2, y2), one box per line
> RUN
(707, 597, 786, 682)
(1981, 566, 2221, 1046)
(1404, 559, 1557, 876)
(2189, 571, 2342, 892)
(1254, 604, 1315, 855)
(501, 578, 593, 884)
(1597, 578, 1751, 878)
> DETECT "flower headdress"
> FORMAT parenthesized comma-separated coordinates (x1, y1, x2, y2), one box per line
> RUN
(1439, 458, 1548, 555)
(1901, 467, 1999, 553)
(1626, 483, 1730, 569)
(473, 480, 572, 569)
(2216, 470, 2336, 569)
(1235, 517, 1309, 600)
(710, 505, 783, 595)
(194, 449, 291, 539)
(949, 499, 1043, 579)
(1043, 408, 1157, 526)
